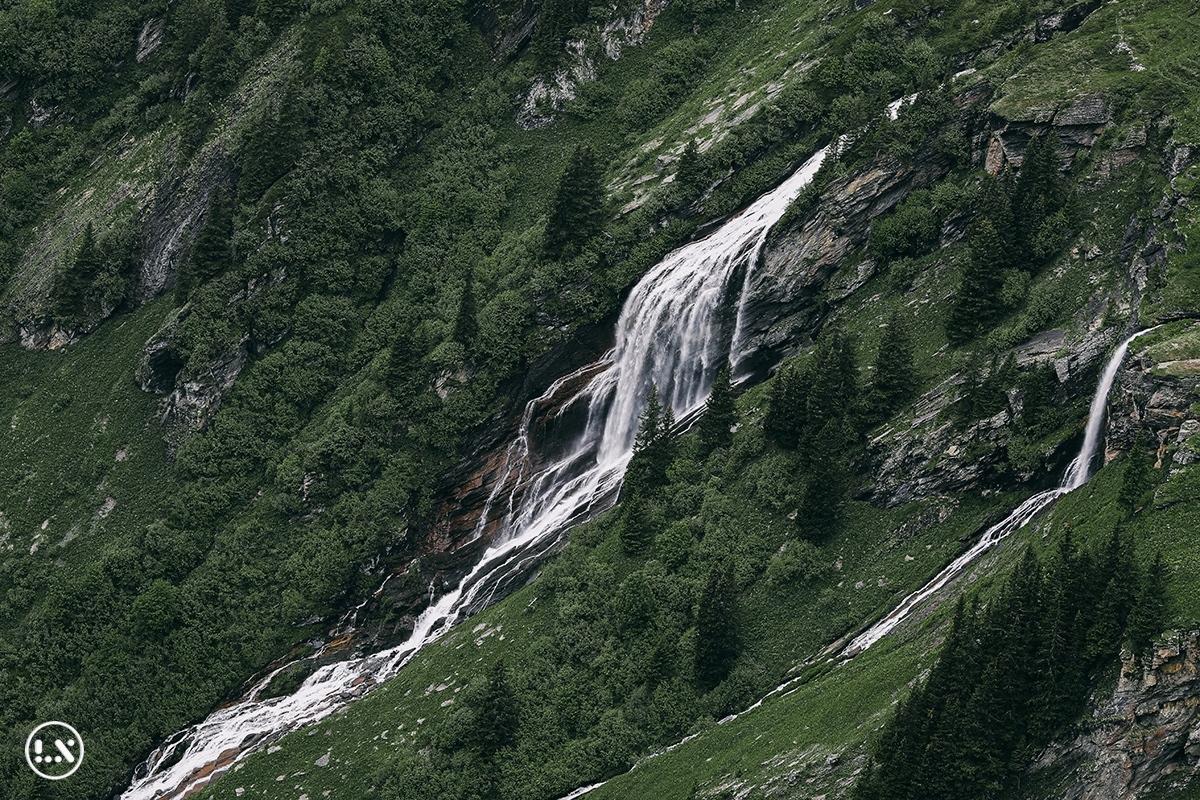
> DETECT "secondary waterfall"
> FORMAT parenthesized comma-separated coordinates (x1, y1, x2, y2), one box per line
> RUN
(120, 146, 831, 800)
(550, 325, 1158, 800)
(840, 325, 1159, 657)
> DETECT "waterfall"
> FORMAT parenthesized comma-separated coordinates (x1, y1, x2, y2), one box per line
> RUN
(120, 146, 831, 800)
(549, 325, 1160, 800)
(839, 325, 1158, 658)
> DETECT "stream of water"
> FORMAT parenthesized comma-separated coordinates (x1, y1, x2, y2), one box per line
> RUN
(551, 325, 1159, 799)
(120, 145, 832, 800)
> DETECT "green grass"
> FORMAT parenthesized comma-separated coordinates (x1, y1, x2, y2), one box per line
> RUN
(0, 300, 173, 574)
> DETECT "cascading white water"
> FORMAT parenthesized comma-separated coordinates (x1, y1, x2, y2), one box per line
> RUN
(549, 326, 1159, 800)
(840, 325, 1159, 657)
(120, 146, 831, 800)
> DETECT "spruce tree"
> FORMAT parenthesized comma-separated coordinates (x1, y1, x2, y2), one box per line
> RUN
(675, 139, 705, 199)
(764, 362, 806, 449)
(452, 267, 478, 345)
(532, 0, 589, 69)
(796, 419, 853, 540)
(1013, 133, 1061, 264)
(56, 222, 104, 321)
(698, 364, 736, 455)
(799, 330, 860, 464)
(869, 311, 916, 420)
(619, 495, 656, 555)
(624, 389, 676, 500)
(544, 144, 605, 259)
(694, 559, 738, 689)
(471, 659, 519, 758)
(240, 90, 302, 202)
(178, 189, 235, 299)
(1128, 551, 1168, 665)
(947, 219, 1006, 345)
(1118, 441, 1156, 516)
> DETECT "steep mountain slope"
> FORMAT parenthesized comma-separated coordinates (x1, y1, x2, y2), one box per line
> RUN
(0, 0, 1197, 799)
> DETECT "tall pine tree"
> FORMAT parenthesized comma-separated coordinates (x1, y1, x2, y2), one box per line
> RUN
(869, 311, 916, 421)
(55, 222, 104, 321)
(764, 362, 807, 449)
(544, 144, 605, 259)
(1128, 551, 1168, 665)
(947, 219, 1006, 344)
(469, 659, 519, 758)
(698, 365, 736, 455)
(695, 559, 739, 690)
(178, 189, 235, 299)
(452, 267, 478, 345)
(1118, 440, 1157, 516)
(624, 389, 676, 500)
(675, 139, 705, 200)
(1013, 132, 1062, 265)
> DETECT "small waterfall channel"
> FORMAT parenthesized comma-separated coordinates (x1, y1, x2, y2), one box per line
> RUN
(840, 324, 1158, 657)
(551, 325, 1160, 800)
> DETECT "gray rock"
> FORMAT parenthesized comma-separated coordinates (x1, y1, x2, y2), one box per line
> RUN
(1034, 631, 1200, 799)
(1106, 356, 1200, 458)
(136, 18, 166, 63)
(1053, 94, 1110, 127)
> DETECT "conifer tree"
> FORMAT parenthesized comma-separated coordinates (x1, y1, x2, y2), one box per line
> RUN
(977, 169, 1016, 264)
(764, 362, 806, 449)
(452, 267, 477, 345)
(178, 189, 235, 299)
(471, 659, 519, 758)
(675, 139, 705, 199)
(855, 532, 1150, 800)
(1013, 133, 1061, 263)
(1118, 441, 1156, 516)
(532, 0, 589, 69)
(698, 364, 736, 455)
(1128, 551, 1168, 665)
(240, 90, 303, 202)
(619, 495, 656, 555)
(869, 311, 916, 420)
(1019, 363, 1060, 431)
(796, 419, 853, 540)
(624, 389, 676, 500)
(544, 144, 605, 259)
(695, 559, 738, 689)
(799, 330, 860, 464)
(55, 222, 104, 321)
(947, 219, 1005, 344)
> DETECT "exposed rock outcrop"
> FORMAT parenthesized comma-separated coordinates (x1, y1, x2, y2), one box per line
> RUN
(2, 37, 298, 348)
(136, 18, 166, 63)
(137, 331, 249, 456)
(1035, 631, 1200, 800)
(1107, 345, 1200, 469)
(984, 93, 1111, 175)
(471, 0, 539, 61)
(516, 0, 670, 129)
(740, 84, 996, 367)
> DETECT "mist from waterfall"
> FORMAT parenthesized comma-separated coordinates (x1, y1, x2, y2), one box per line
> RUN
(120, 146, 831, 800)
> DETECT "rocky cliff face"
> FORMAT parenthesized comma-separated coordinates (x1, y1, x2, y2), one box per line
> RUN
(1, 37, 297, 349)
(1034, 631, 1200, 800)
(1108, 348, 1200, 471)
(516, 0, 670, 129)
